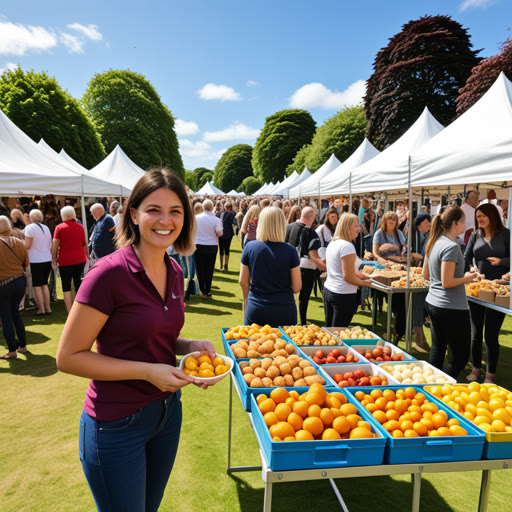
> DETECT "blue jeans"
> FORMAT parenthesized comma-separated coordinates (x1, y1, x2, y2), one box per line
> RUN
(0, 276, 27, 352)
(79, 391, 182, 512)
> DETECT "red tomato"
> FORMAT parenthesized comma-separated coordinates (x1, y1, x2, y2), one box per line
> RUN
(338, 381, 350, 388)
(337, 356, 346, 363)
(360, 377, 371, 386)
(334, 373, 344, 383)
(347, 378, 357, 386)
(354, 369, 366, 379)
(331, 349, 341, 358)
(344, 372, 354, 380)
(315, 350, 324, 359)
(313, 356, 322, 364)
(346, 354, 354, 363)
(326, 356, 336, 364)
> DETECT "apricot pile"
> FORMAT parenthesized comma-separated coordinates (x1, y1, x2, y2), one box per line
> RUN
(225, 324, 283, 341)
(283, 325, 338, 346)
(354, 387, 468, 438)
(183, 354, 229, 378)
(257, 384, 378, 441)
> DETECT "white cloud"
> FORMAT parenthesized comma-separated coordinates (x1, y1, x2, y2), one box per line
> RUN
(67, 23, 103, 41)
(246, 80, 260, 87)
(289, 80, 366, 109)
(459, 0, 495, 11)
(0, 21, 57, 56)
(0, 62, 18, 74)
(175, 119, 200, 136)
(179, 139, 226, 162)
(60, 32, 84, 54)
(203, 121, 260, 142)
(197, 83, 241, 101)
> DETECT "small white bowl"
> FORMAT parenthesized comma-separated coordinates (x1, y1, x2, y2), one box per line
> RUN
(179, 351, 234, 385)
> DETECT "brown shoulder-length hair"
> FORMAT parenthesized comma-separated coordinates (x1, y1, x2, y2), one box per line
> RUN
(116, 167, 196, 255)
(379, 211, 399, 233)
(474, 203, 504, 236)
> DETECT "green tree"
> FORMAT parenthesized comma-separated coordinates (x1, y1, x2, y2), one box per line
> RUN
(456, 38, 512, 117)
(365, 15, 481, 148)
(193, 167, 213, 187)
(286, 144, 311, 175)
(238, 176, 262, 195)
(184, 170, 197, 191)
(82, 69, 184, 178)
(305, 106, 366, 171)
(213, 144, 253, 192)
(0, 66, 105, 168)
(252, 109, 316, 182)
(198, 171, 213, 190)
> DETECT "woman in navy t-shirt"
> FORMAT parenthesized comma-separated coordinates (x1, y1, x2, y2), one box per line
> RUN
(239, 207, 301, 327)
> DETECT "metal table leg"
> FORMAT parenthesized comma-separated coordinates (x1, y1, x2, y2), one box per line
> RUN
(372, 288, 377, 332)
(411, 472, 422, 512)
(405, 291, 413, 354)
(478, 470, 491, 512)
(227, 373, 233, 474)
(387, 291, 393, 343)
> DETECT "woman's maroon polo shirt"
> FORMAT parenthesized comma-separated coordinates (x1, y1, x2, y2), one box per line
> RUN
(75, 245, 185, 421)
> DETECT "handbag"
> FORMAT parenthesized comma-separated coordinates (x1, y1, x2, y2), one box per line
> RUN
(318, 227, 327, 260)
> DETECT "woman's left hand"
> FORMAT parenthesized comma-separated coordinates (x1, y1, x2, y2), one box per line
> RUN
(188, 339, 216, 360)
(487, 257, 501, 266)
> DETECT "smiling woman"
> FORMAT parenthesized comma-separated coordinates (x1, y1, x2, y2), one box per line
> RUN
(56, 167, 215, 512)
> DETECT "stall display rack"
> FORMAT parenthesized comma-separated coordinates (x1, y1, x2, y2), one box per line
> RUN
(227, 373, 512, 512)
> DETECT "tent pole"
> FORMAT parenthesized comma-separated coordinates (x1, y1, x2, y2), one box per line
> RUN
(349, 173, 352, 210)
(406, 156, 413, 353)
(509, 187, 512, 311)
(318, 184, 321, 222)
(81, 175, 89, 245)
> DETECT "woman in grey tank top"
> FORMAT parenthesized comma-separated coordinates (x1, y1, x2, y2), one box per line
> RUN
(423, 206, 479, 379)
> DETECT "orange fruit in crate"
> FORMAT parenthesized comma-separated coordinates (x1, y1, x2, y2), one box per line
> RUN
(404, 430, 419, 438)
(324, 395, 342, 409)
(303, 417, 324, 437)
(340, 403, 358, 416)
(295, 429, 314, 441)
(308, 404, 322, 418)
(372, 410, 387, 424)
(392, 429, 404, 438)
(269, 421, 295, 440)
(270, 388, 290, 405)
(320, 408, 335, 427)
(346, 414, 362, 429)
(329, 392, 347, 405)
(322, 428, 342, 440)
(305, 391, 324, 407)
(413, 422, 428, 437)
(349, 427, 373, 439)
(332, 416, 351, 435)
(264, 412, 279, 427)
(275, 403, 292, 421)
(293, 401, 309, 419)
(449, 425, 469, 436)
(256, 394, 267, 405)
(259, 398, 276, 414)
(287, 412, 303, 432)
(432, 412, 447, 429)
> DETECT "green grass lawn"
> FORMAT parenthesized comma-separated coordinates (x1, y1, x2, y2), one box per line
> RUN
(2, 240, 512, 511)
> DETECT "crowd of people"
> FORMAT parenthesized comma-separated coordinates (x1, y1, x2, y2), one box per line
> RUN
(1, 173, 512, 510)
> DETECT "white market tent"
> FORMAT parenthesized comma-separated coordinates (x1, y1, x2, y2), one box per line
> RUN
(253, 182, 268, 195)
(318, 139, 380, 198)
(288, 154, 341, 198)
(227, 189, 240, 196)
(266, 181, 282, 195)
(347, 107, 444, 195)
(411, 72, 512, 189)
(0, 109, 128, 197)
(59, 148, 89, 172)
(194, 181, 224, 196)
(257, 182, 274, 195)
(271, 170, 299, 196)
(90, 144, 146, 190)
(275, 167, 312, 197)
(37, 139, 131, 197)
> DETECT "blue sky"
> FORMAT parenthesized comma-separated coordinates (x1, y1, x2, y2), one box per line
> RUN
(0, 0, 510, 171)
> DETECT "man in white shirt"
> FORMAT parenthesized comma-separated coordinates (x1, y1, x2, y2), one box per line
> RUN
(460, 189, 480, 244)
(195, 199, 223, 299)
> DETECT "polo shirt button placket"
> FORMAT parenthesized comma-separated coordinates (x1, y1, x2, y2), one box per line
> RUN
(164, 306, 168, 311)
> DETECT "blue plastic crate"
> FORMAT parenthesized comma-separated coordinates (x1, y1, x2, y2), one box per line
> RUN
(320, 363, 400, 388)
(345, 385, 485, 464)
(250, 390, 386, 471)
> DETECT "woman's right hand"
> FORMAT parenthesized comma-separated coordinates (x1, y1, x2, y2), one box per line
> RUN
(146, 364, 196, 393)
(464, 271, 479, 283)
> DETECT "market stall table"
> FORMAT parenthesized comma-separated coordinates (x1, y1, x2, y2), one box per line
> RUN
(226, 373, 511, 512)
(370, 279, 429, 353)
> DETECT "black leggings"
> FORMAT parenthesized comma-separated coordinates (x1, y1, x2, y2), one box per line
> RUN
(299, 268, 317, 325)
(59, 262, 86, 293)
(194, 245, 218, 295)
(426, 302, 471, 379)
(469, 301, 505, 374)
(218, 237, 232, 256)
(323, 288, 357, 327)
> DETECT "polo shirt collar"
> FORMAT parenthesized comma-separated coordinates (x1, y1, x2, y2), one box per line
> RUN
(124, 244, 173, 274)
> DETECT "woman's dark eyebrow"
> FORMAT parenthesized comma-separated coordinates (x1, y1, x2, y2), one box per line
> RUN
(145, 204, 183, 209)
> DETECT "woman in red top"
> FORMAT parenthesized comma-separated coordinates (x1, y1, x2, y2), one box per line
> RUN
(51, 206, 89, 313)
